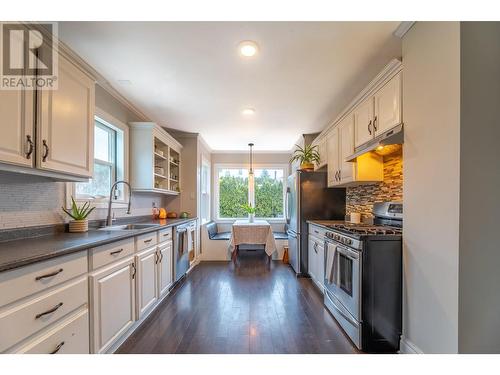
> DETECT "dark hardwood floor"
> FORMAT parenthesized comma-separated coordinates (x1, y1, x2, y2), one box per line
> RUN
(117, 251, 358, 354)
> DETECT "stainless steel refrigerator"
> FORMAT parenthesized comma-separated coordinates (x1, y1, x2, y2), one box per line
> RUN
(286, 170, 346, 276)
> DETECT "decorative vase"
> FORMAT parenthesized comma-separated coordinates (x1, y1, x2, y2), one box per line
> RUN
(69, 219, 88, 233)
(248, 213, 255, 223)
(300, 162, 314, 171)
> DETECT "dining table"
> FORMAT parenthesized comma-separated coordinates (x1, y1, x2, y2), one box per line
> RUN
(228, 219, 277, 266)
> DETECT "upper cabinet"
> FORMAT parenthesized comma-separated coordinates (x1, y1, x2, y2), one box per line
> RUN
(0, 89, 34, 167)
(353, 97, 375, 148)
(0, 30, 95, 181)
(326, 129, 339, 187)
(374, 71, 402, 134)
(37, 54, 95, 178)
(354, 71, 402, 148)
(129, 122, 182, 195)
(313, 137, 327, 171)
(314, 59, 402, 188)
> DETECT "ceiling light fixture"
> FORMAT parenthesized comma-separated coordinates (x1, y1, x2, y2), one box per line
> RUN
(242, 108, 256, 116)
(238, 40, 259, 57)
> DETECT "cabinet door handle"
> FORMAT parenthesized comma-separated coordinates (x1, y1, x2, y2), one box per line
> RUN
(313, 242, 318, 253)
(144, 239, 153, 244)
(50, 341, 65, 354)
(373, 115, 378, 131)
(42, 139, 50, 162)
(160, 252, 163, 263)
(155, 252, 159, 264)
(131, 263, 136, 279)
(35, 268, 63, 281)
(110, 248, 123, 256)
(368, 120, 372, 135)
(36, 302, 63, 319)
(25, 135, 34, 159)
(338, 170, 341, 181)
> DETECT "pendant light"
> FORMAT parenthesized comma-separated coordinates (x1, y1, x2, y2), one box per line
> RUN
(248, 143, 255, 207)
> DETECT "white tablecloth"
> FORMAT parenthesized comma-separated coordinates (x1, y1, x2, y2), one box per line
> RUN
(228, 219, 277, 256)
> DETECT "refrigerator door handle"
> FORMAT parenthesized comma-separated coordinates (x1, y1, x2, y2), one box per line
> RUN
(285, 189, 290, 222)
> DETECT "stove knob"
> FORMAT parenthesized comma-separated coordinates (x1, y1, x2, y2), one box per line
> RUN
(346, 238, 352, 245)
(334, 234, 340, 241)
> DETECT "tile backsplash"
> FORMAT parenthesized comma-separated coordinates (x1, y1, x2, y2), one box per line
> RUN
(0, 172, 167, 230)
(346, 150, 403, 218)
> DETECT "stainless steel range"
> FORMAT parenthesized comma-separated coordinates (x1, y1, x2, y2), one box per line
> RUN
(323, 202, 403, 353)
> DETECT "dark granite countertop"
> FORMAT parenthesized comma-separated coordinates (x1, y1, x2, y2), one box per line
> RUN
(0, 217, 197, 273)
(306, 220, 346, 230)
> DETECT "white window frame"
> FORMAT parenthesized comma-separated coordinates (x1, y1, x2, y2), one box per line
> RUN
(199, 156, 211, 225)
(213, 163, 288, 223)
(66, 107, 130, 209)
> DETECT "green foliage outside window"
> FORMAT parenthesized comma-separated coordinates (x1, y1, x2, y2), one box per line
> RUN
(219, 175, 248, 218)
(218, 168, 284, 219)
(254, 170, 284, 218)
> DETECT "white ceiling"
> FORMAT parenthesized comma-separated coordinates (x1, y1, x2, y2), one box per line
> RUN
(58, 22, 401, 151)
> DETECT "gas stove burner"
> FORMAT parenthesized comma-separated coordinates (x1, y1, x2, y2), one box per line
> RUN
(326, 223, 402, 236)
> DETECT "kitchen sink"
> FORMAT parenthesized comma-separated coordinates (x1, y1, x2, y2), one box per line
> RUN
(99, 223, 161, 231)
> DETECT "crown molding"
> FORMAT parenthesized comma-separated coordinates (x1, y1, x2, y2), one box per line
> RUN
(393, 22, 416, 38)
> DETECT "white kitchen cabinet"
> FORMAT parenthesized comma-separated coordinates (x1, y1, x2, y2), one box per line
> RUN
(37, 53, 95, 178)
(308, 234, 325, 291)
(90, 256, 136, 354)
(374, 72, 402, 134)
(339, 115, 355, 184)
(129, 122, 183, 195)
(0, 89, 35, 167)
(354, 72, 402, 148)
(353, 96, 374, 148)
(313, 137, 327, 170)
(135, 247, 158, 318)
(326, 129, 339, 187)
(158, 241, 173, 297)
(327, 111, 383, 187)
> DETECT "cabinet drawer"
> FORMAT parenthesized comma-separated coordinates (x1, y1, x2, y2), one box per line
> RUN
(0, 276, 87, 352)
(90, 238, 135, 270)
(158, 228, 172, 243)
(309, 224, 327, 241)
(0, 251, 88, 308)
(13, 308, 89, 354)
(135, 232, 157, 252)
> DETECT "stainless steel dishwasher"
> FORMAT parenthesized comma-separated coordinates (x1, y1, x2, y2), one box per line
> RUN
(173, 221, 195, 282)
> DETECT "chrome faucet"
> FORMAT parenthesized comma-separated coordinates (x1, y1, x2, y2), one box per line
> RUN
(106, 180, 132, 227)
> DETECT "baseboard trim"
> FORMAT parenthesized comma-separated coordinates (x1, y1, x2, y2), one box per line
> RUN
(399, 337, 424, 354)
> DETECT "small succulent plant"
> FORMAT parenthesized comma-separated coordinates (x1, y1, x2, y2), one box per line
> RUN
(62, 197, 96, 220)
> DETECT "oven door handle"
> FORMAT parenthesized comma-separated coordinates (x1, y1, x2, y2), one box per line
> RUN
(325, 289, 358, 327)
(329, 242, 359, 260)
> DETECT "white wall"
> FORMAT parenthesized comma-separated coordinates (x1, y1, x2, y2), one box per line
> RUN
(458, 22, 500, 353)
(402, 22, 461, 353)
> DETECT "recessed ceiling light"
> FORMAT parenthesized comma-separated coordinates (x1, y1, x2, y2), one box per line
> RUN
(242, 108, 256, 116)
(238, 41, 259, 57)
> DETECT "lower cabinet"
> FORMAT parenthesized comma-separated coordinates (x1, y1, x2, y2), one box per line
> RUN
(14, 309, 89, 354)
(136, 247, 158, 318)
(89, 256, 136, 354)
(308, 233, 325, 291)
(158, 241, 173, 297)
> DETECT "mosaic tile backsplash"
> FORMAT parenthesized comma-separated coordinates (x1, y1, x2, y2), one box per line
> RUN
(346, 150, 403, 218)
(0, 173, 166, 230)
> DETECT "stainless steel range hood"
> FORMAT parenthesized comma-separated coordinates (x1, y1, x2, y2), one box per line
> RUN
(346, 123, 404, 162)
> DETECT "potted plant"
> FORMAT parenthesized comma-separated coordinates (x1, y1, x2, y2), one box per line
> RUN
(290, 144, 321, 171)
(62, 197, 96, 233)
(242, 203, 257, 223)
